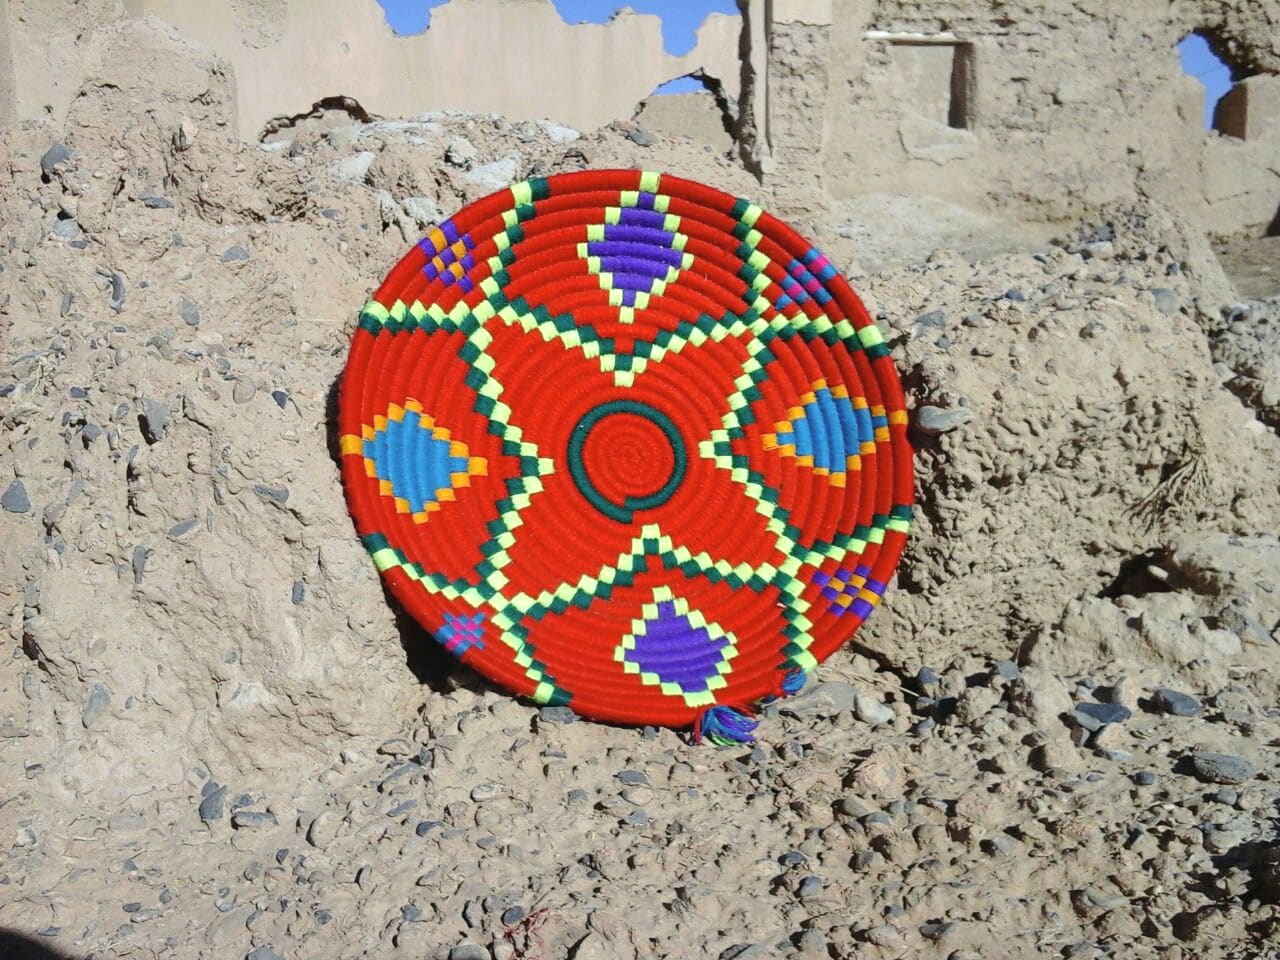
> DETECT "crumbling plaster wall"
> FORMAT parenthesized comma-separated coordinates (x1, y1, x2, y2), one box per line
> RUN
(117, 0, 741, 139)
(759, 0, 1280, 236)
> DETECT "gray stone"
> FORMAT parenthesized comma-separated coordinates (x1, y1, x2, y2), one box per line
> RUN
(232, 811, 277, 829)
(106, 272, 126, 313)
(916, 405, 972, 435)
(500, 906, 525, 925)
(82, 683, 111, 728)
(246, 949, 285, 960)
(538, 705, 577, 724)
(1153, 687, 1202, 717)
(142, 196, 174, 209)
(993, 660, 1020, 680)
(616, 769, 648, 785)
(1072, 701, 1131, 730)
(623, 809, 650, 826)
(291, 581, 305, 604)
(40, 143, 72, 176)
(178, 297, 200, 326)
(222, 245, 251, 263)
(444, 138, 477, 167)
(448, 945, 490, 960)
(139, 399, 170, 443)
(271, 390, 289, 409)
(625, 126, 656, 147)
(199, 783, 227, 822)
(253, 484, 289, 505)
(131, 545, 150, 584)
(1185, 752, 1256, 785)
(1150, 288, 1179, 315)
(168, 519, 199, 539)
(52, 217, 82, 241)
(232, 378, 256, 404)
(778, 680, 857, 717)
(415, 820, 441, 837)
(1132, 771, 1157, 786)
(470, 782, 503, 802)
(1002, 288, 1026, 302)
(915, 309, 946, 330)
(854, 692, 895, 726)
(797, 875, 823, 899)
(2, 479, 31, 514)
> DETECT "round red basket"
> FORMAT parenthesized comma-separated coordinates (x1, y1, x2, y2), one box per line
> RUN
(338, 169, 912, 740)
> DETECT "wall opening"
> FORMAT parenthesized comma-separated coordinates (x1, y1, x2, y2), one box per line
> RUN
(878, 35, 976, 130)
(1177, 32, 1239, 134)
(949, 43, 976, 130)
(633, 72, 735, 153)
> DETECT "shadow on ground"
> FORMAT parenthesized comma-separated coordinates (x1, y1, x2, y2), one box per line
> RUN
(0, 930, 75, 960)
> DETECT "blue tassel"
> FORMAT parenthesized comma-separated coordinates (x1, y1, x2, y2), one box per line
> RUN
(780, 669, 807, 696)
(693, 705, 758, 746)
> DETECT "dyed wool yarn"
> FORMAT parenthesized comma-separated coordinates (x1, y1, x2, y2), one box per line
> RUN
(339, 170, 913, 740)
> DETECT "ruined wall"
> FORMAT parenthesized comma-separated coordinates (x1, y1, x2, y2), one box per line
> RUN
(760, 0, 1280, 237)
(112, 0, 742, 140)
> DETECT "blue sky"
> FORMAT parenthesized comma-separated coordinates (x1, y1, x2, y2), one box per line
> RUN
(375, 0, 737, 92)
(1177, 33, 1233, 129)
(375, 6, 1235, 116)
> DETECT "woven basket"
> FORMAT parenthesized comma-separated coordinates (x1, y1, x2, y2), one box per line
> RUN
(339, 169, 913, 740)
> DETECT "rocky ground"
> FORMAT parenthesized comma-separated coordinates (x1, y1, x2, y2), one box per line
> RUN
(1, 18, 1278, 960)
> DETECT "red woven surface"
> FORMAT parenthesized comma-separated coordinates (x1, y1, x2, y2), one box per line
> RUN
(338, 169, 913, 727)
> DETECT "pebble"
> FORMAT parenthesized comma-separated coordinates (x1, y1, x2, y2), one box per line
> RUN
(142, 196, 174, 209)
(854, 692, 895, 726)
(1150, 288, 1179, 315)
(245, 948, 284, 960)
(994, 660, 1020, 680)
(445, 138, 477, 166)
(778, 679, 858, 717)
(625, 126, 657, 147)
(139, 398, 170, 443)
(253, 484, 290, 505)
(449, 944, 490, 960)
(2, 479, 31, 514)
(178, 296, 201, 327)
(291, 581, 305, 604)
(1002, 288, 1026, 301)
(232, 811, 277, 829)
(470, 782, 503, 801)
(232, 378, 256, 404)
(916, 405, 973, 435)
(1072, 702, 1131, 730)
(623, 809, 650, 826)
(81, 683, 111, 728)
(1153, 687, 1202, 717)
(52, 217, 82, 241)
(798, 875, 823, 899)
(1132, 771, 1157, 786)
(222, 245, 251, 263)
(501, 906, 525, 925)
(199, 783, 227, 822)
(616, 769, 648, 785)
(307, 811, 338, 848)
(1185, 752, 1256, 785)
(271, 389, 289, 409)
(40, 142, 72, 176)
(537, 705, 577, 724)
(168, 519, 199, 539)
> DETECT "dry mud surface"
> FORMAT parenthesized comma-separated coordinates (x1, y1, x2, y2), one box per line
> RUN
(2, 19, 1279, 960)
